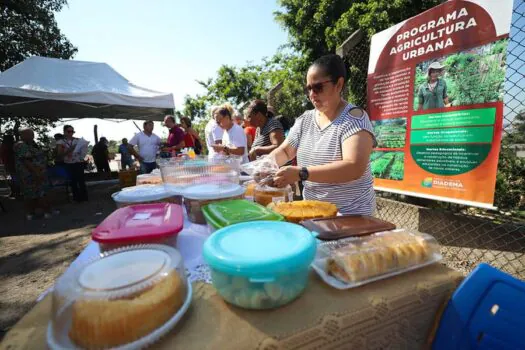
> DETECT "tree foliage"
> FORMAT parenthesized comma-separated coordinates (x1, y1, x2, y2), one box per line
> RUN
(182, 51, 310, 123)
(0, 0, 77, 138)
(275, 0, 442, 61)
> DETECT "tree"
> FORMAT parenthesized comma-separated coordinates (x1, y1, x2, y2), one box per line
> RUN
(0, 0, 77, 138)
(275, 0, 442, 107)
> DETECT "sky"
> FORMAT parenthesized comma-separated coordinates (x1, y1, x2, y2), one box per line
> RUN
(51, 0, 289, 143)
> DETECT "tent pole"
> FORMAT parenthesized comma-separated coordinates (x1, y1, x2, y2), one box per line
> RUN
(94, 125, 98, 144)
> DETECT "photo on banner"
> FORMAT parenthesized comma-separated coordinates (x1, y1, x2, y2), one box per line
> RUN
(367, 0, 514, 209)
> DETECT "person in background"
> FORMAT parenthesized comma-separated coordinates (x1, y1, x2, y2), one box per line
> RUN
(163, 115, 185, 156)
(57, 125, 88, 202)
(180, 116, 202, 154)
(270, 54, 376, 216)
(91, 137, 110, 174)
(276, 115, 293, 138)
(118, 138, 133, 170)
(417, 61, 449, 111)
(233, 112, 244, 126)
(53, 133, 65, 166)
(14, 128, 56, 220)
(128, 120, 161, 174)
(243, 112, 256, 150)
(204, 105, 224, 157)
(212, 104, 249, 163)
(247, 99, 285, 161)
(0, 134, 20, 198)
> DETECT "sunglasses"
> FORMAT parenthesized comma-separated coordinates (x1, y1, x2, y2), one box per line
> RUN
(66, 129, 75, 134)
(305, 80, 334, 94)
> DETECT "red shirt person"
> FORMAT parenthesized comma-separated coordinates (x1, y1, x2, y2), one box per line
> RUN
(163, 115, 185, 154)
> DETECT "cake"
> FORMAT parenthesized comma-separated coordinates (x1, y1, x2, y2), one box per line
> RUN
(326, 231, 432, 283)
(69, 272, 185, 348)
(267, 200, 338, 223)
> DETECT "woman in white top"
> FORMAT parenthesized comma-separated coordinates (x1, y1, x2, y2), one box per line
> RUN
(211, 104, 249, 163)
(270, 54, 377, 215)
(205, 105, 224, 157)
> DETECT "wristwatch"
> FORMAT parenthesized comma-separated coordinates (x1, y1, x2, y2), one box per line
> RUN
(299, 167, 309, 181)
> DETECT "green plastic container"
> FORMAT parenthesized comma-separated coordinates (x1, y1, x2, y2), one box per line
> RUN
(202, 199, 284, 231)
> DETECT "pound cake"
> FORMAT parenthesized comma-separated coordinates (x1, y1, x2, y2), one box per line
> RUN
(69, 271, 185, 348)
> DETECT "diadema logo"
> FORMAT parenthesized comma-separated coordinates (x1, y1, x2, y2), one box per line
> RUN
(421, 177, 433, 188)
(422, 177, 465, 190)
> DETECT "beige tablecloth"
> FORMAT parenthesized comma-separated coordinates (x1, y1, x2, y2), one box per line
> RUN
(1, 264, 462, 350)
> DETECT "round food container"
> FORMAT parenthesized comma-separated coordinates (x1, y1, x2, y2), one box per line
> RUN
(92, 203, 184, 252)
(203, 221, 317, 309)
(254, 184, 293, 207)
(181, 183, 245, 224)
(47, 245, 191, 349)
(111, 184, 183, 208)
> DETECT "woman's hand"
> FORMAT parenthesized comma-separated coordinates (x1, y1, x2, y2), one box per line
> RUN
(211, 144, 226, 153)
(273, 166, 300, 188)
(248, 147, 259, 161)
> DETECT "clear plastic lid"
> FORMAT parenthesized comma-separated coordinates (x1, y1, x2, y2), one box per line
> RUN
(136, 173, 163, 185)
(49, 245, 188, 349)
(312, 229, 441, 289)
(160, 156, 240, 186)
(181, 183, 245, 201)
(254, 184, 293, 206)
(92, 203, 184, 244)
(111, 184, 183, 203)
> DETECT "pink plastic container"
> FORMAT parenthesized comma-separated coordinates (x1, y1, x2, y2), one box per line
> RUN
(92, 203, 184, 252)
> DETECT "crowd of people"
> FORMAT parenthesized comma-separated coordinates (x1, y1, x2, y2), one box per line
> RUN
(0, 54, 377, 218)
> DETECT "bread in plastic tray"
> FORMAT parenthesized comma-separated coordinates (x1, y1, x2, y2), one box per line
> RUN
(312, 229, 442, 289)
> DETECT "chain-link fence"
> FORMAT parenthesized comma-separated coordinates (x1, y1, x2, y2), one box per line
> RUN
(341, 2, 525, 279)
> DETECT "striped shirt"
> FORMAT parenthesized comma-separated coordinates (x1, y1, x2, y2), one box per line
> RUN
(252, 118, 284, 149)
(287, 104, 377, 215)
(252, 118, 292, 165)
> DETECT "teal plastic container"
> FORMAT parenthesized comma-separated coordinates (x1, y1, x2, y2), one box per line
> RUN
(203, 221, 317, 309)
(202, 199, 284, 231)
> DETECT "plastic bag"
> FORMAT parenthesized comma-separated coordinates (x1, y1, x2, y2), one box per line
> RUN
(240, 156, 279, 186)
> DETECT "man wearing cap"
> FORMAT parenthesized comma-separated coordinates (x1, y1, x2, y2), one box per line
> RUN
(417, 61, 449, 111)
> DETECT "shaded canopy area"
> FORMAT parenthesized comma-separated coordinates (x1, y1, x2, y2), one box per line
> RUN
(0, 57, 174, 121)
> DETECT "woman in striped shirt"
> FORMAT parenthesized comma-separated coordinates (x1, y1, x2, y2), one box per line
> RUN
(246, 99, 285, 161)
(271, 54, 377, 215)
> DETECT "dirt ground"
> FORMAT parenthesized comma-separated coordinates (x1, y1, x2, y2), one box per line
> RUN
(0, 183, 119, 340)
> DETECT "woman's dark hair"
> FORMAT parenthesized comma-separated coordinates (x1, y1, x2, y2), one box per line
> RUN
(217, 107, 232, 118)
(310, 54, 347, 84)
(180, 116, 192, 128)
(1, 134, 14, 145)
(246, 99, 272, 118)
(276, 115, 291, 132)
(63, 124, 73, 133)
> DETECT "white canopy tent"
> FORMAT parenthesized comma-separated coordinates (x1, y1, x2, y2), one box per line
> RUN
(0, 56, 174, 121)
